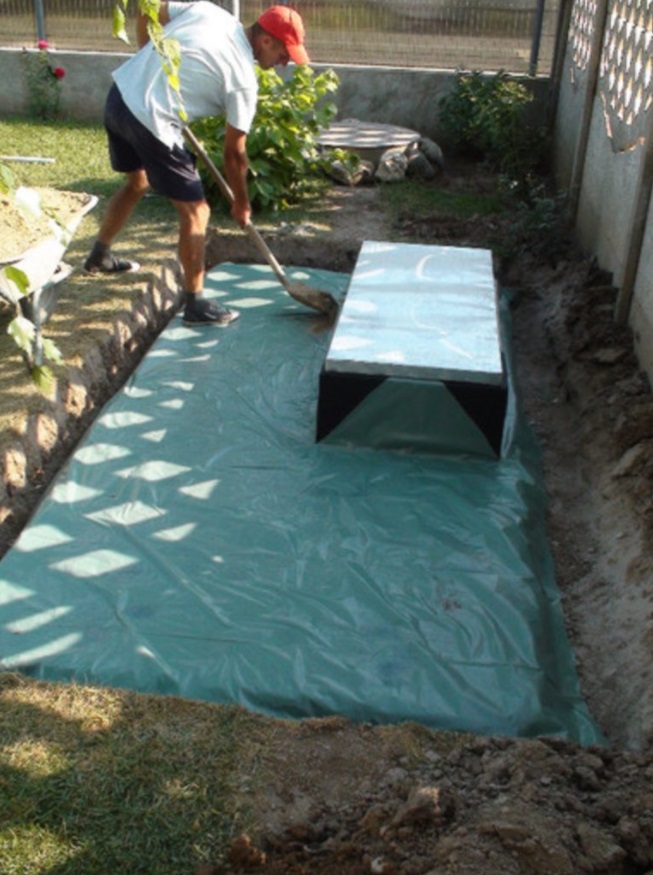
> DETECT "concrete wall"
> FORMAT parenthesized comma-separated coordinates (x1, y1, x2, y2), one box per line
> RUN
(0, 47, 548, 145)
(574, 109, 642, 289)
(551, 69, 584, 192)
(0, 49, 127, 122)
(630, 197, 653, 378)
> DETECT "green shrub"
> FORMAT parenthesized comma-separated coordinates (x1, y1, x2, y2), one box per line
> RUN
(438, 70, 549, 202)
(192, 66, 357, 212)
(508, 185, 570, 259)
(0, 162, 63, 390)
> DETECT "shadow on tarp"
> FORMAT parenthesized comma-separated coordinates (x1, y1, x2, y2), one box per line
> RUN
(0, 264, 603, 745)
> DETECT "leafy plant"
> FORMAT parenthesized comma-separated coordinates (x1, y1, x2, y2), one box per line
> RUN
(7, 304, 64, 393)
(0, 161, 13, 195)
(21, 40, 66, 120)
(506, 185, 570, 261)
(439, 70, 549, 202)
(1, 268, 64, 392)
(192, 66, 357, 211)
(0, 165, 65, 391)
(113, 0, 187, 119)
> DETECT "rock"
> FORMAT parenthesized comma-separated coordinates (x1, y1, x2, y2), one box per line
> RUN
(383, 767, 409, 787)
(370, 856, 396, 874)
(419, 136, 445, 170)
(611, 440, 653, 478)
(359, 804, 390, 834)
(327, 158, 375, 186)
(406, 150, 437, 181)
(573, 764, 603, 791)
(3, 445, 27, 492)
(591, 346, 628, 364)
(375, 148, 409, 182)
(617, 815, 653, 867)
(227, 834, 266, 869)
(389, 785, 455, 829)
(576, 821, 627, 870)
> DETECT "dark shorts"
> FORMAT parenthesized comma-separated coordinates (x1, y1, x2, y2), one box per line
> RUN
(104, 83, 204, 202)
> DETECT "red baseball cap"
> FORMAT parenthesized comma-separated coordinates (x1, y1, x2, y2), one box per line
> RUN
(258, 5, 310, 65)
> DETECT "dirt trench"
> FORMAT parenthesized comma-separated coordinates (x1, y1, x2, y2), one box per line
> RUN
(2, 179, 653, 875)
(2, 180, 653, 752)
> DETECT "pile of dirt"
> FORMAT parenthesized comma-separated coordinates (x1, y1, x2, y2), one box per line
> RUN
(0, 187, 92, 262)
(216, 724, 653, 875)
(2, 167, 653, 875)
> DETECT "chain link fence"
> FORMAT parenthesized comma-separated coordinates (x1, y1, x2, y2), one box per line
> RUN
(1, 0, 559, 74)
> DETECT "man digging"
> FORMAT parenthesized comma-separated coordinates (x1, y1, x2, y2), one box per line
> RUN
(84, 1, 309, 326)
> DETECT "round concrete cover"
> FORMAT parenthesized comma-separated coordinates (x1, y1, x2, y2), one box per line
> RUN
(318, 117, 420, 149)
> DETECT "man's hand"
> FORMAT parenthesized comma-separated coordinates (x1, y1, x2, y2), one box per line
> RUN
(231, 201, 252, 229)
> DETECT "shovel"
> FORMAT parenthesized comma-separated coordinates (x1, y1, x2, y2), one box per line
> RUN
(183, 127, 339, 319)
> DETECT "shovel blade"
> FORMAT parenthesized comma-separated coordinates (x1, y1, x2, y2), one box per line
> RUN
(286, 282, 339, 320)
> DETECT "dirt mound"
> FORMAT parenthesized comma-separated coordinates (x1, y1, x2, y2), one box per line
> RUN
(0, 187, 92, 262)
(229, 730, 653, 875)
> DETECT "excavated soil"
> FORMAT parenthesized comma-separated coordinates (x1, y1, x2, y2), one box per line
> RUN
(2, 172, 653, 875)
(0, 188, 92, 262)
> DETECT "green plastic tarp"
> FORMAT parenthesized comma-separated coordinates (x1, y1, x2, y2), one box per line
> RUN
(0, 263, 603, 744)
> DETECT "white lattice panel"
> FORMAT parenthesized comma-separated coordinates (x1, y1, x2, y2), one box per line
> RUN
(601, 0, 653, 146)
(568, 0, 652, 147)
(570, 0, 598, 71)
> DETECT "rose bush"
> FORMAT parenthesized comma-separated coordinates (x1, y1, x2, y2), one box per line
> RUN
(22, 40, 66, 119)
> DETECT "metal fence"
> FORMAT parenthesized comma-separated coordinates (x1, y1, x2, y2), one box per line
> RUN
(0, 0, 560, 74)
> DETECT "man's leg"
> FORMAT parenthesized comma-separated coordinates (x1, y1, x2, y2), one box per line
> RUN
(97, 169, 150, 247)
(173, 198, 239, 326)
(172, 197, 210, 293)
(85, 168, 149, 273)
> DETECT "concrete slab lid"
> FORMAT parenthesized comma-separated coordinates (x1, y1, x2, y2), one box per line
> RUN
(317, 118, 421, 150)
(325, 240, 504, 386)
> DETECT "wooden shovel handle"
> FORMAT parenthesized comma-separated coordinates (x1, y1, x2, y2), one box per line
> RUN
(183, 126, 290, 289)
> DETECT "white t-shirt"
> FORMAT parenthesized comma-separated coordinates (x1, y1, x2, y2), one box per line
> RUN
(113, 1, 258, 149)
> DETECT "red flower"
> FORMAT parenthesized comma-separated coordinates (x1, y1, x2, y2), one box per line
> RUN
(37, 39, 49, 50)
(52, 66, 66, 79)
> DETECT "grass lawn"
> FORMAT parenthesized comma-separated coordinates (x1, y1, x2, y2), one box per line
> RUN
(0, 674, 268, 874)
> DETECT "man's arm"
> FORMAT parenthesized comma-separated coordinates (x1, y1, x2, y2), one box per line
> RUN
(223, 124, 251, 228)
(136, 0, 171, 48)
